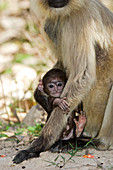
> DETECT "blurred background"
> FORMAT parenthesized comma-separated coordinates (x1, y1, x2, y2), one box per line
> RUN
(0, 0, 56, 126)
(0, 0, 113, 133)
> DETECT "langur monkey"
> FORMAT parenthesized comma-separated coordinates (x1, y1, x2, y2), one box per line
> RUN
(13, 0, 113, 164)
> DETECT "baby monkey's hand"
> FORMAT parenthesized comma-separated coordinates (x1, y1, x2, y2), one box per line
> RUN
(38, 80, 44, 92)
(53, 97, 70, 113)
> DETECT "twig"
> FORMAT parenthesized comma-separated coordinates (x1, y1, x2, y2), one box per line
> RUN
(0, 73, 10, 123)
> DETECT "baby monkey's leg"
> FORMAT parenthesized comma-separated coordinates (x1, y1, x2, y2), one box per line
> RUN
(74, 111, 87, 137)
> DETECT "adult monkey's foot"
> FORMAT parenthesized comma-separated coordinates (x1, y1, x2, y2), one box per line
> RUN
(12, 150, 40, 164)
(74, 111, 87, 137)
(50, 139, 76, 153)
(12, 136, 43, 164)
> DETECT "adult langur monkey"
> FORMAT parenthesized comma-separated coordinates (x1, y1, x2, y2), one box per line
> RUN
(13, 0, 113, 164)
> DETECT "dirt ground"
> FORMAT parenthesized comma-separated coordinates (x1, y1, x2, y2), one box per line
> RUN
(0, 140, 113, 170)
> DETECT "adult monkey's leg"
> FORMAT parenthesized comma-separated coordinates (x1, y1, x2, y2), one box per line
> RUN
(96, 86, 113, 150)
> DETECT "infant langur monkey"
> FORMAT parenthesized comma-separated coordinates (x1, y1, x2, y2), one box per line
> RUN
(34, 68, 69, 120)
(34, 68, 86, 138)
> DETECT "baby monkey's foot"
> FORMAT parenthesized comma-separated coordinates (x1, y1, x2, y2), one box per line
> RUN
(74, 111, 86, 137)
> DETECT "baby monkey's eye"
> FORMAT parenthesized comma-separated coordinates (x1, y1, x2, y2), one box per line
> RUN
(57, 82, 62, 86)
(48, 84, 54, 88)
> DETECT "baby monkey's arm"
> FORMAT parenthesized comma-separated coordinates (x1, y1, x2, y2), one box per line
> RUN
(34, 80, 52, 115)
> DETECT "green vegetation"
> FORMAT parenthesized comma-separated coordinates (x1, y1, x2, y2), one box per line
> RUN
(14, 53, 33, 64)
(0, 122, 44, 138)
(0, 1, 8, 11)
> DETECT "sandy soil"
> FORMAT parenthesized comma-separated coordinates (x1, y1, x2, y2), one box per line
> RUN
(0, 140, 113, 170)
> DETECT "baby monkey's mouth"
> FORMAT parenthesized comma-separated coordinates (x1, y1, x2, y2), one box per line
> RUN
(48, 0, 69, 8)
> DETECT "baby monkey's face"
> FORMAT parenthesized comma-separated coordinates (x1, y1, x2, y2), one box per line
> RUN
(47, 77, 65, 98)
